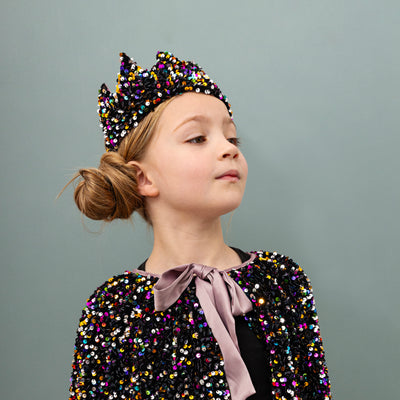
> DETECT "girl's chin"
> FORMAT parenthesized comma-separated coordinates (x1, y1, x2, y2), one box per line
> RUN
(210, 200, 244, 218)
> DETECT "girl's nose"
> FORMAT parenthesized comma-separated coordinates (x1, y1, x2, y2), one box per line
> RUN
(220, 140, 239, 159)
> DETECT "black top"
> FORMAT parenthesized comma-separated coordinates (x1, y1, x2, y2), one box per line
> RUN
(138, 248, 272, 400)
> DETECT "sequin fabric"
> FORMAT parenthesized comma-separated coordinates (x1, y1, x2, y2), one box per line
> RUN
(69, 251, 331, 400)
(98, 51, 232, 151)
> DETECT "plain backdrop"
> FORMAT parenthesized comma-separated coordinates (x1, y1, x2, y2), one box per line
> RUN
(1, 1, 399, 399)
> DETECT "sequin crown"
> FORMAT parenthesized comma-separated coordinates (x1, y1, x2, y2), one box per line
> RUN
(98, 51, 232, 151)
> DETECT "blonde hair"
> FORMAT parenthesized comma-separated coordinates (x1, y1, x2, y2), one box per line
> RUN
(65, 97, 174, 223)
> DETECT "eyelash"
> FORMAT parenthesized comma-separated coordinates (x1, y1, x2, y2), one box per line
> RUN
(228, 137, 241, 147)
(187, 136, 241, 146)
(188, 136, 207, 144)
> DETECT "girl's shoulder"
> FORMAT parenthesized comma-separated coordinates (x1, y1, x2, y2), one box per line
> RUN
(233, 249, 315, 298)
(83, 270, 158, 314)
(248, 249, 301, 265)
(245, 249, 309, 278)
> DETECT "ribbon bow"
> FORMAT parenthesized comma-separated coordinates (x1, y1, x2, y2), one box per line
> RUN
(154, 264, 256, 400)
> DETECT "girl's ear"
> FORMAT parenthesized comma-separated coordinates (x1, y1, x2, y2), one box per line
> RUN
(128, 161, 159, 197)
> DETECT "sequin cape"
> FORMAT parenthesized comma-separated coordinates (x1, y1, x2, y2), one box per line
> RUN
(69, 251, 331, 400)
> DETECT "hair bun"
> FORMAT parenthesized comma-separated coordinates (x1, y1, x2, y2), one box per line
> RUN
(74, 152, 143, 221)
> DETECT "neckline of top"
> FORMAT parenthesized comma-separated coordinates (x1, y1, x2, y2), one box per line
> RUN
(131, 251, 258, 278)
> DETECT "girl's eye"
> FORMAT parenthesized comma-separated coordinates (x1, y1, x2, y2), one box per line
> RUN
(227, 137, 241, 147)
(188, 136, 206, 144)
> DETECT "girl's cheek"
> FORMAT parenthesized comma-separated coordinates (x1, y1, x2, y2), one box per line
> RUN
(241, 156, 249, 178)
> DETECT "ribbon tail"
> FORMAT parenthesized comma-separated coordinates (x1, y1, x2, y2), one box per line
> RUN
(222, 271, 253, 316)
(196, 277, 256, 400)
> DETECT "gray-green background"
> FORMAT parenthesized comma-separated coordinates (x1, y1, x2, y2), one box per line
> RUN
(1, 1, 399, 399)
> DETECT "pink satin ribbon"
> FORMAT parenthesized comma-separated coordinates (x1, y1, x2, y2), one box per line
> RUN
(153, 264, 256, 400)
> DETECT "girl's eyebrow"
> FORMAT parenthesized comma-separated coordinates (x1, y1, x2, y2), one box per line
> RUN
(172, 115, 205, 132)
(172, 115, 236, 133)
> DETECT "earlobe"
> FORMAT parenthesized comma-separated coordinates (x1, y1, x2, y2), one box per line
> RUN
(128, 161, 159, 197)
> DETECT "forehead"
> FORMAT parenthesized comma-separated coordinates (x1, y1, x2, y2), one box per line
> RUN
(158, 92, 233, 128)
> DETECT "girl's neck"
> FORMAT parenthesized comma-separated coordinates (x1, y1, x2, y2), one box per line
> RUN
(144, 217, 241, 274)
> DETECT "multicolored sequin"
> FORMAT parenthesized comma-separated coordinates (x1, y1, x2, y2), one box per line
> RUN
(69, 251, 331, 399)
(98, 51, 232, 151)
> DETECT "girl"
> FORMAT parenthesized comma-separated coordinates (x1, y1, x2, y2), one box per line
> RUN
(68, 51, 331, 400)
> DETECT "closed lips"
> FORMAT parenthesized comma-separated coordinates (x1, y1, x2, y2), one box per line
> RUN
(216, 170, 240, 179)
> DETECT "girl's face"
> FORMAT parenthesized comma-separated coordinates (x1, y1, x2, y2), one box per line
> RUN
(136, 92, 248, 221)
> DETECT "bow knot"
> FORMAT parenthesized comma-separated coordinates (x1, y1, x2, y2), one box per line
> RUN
(194, 264, 212, 280)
